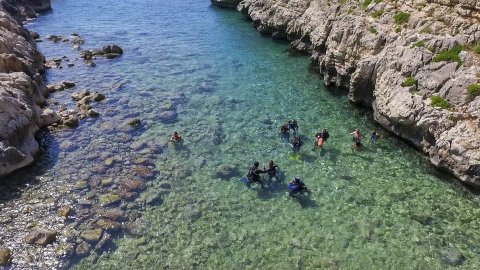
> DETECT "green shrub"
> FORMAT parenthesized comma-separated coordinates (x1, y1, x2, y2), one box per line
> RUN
(348, 7, 355, 15)
(372, 10, 383, 18)
(432, 45, 464, 63)
(467, 83, 480, 97)
(474, 43, 480, 55)
(431, 96, 450, 109)
(368, 26, 378, 35)
(411, 40, 425, 48)
(394, 12, 410, 25)
(395, 27, 401, 33)
(363, 0, 372, 9)
(374, 0, 382, 3)
(402, 76, 417, 87)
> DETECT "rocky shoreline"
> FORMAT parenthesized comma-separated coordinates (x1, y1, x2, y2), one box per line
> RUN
(0, 0, 169, 268)
(216, 0, 480, 187)
(0, 0, 59, 178)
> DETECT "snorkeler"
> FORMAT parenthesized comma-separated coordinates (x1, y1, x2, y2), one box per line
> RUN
(169, 131, 182, 143)
(280, 124, 290, 141)
(288, 176, 308, 196)
(291, 135, 303, 152)
(371, 129, 380, 143)
(288, 120, 298, 134)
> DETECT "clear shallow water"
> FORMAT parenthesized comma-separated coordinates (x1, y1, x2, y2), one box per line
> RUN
(24, 0, 480, 269)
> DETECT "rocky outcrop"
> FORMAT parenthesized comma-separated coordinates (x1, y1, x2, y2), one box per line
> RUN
(211, 0, 241, 8)
(237, 0, 480, 187)
(0, 0, 58, 177)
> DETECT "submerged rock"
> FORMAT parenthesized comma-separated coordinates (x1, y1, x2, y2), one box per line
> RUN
(25, 227, 57, 246)
(99, 194, 121, 207)
(158, 110, 178, 123)
(80, 229, 103, 243)
(215, 164, 240, 180)
(441, 245, 465, 266)
(57, 205, 73, 217)
(75, 241, 92, 257)
(0, 248, 11, 266)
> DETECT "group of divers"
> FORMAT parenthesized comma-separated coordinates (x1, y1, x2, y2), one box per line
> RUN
(169, 120, 381, 197)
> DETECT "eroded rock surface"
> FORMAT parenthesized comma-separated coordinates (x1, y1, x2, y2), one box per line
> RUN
(238, 0, 480, 187)
(0, 0, 58, 177)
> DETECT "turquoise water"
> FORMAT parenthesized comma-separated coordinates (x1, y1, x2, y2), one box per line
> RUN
(24, 0, 480, 269)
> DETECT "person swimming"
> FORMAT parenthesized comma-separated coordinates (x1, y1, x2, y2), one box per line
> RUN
(288, 120, 298, 134)
(371, 129, 380, 142)
(280, 124, 290, 141)
(169, 131, 182, 143)
(322, 128, 330, 141)
(266, 160, 280, 181)
(247, 161, 267, 189)
(288, 176, 308, 196)
(351, 129, 363, 150)
(291, 135, 303, 152)
(351, 129, 363, 142)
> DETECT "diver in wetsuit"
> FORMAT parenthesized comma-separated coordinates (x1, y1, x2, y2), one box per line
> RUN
(247, 161, 267, 188)
(288, 176, 308, 196)
(266, 160, 280, 182)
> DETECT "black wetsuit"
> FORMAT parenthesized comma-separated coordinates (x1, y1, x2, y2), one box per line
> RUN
(248, 166, 267, 188)
(292, 138, 303, 152)
(281, 125, 290, 141)
(289, 121, 298, 133)
(266, 163, 279, 180)
(322, 131, 330, 141)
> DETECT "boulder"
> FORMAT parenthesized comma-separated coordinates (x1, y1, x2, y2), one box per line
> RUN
(441, 245, 465, 266)
(0, 248, 11, 266)
(158, 110, 178, 123)
(25, 227, 57, 246)
(102, 44, 123, 55)
(62, 115, 79, 127)
(75, 241, 91, 257)
(80, 229, 103, 243)
(215, 164, 240, 179)
(38, 108, 60, 127)
(99, 193, 121, 207)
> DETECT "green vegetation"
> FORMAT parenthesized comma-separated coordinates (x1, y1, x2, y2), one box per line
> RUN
(374, 0, 383, 3)
(474, 43, 480, 54)
(372, 10, 383, 18)
(394, 12, 410, 25)
(420, 26, 432, 34)
(448, 114, 458, 125)
(430, 96, 450, 109)
(363, 0, 372, 9)
(369, 26, 378, 35)
(402, 76, 417, 87)
(411, 40, 425, 48)
(467, 83, 480, 98)
(348, 7, 355, 15)
(432, 45, 464, 63)
(395, 27, 401, 33)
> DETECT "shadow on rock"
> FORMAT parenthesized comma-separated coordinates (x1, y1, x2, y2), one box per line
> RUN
(0, 130, 59, 202)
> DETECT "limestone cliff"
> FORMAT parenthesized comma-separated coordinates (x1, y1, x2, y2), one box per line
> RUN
(0, 0, 58, 177)
(235, 0, 480, 187)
